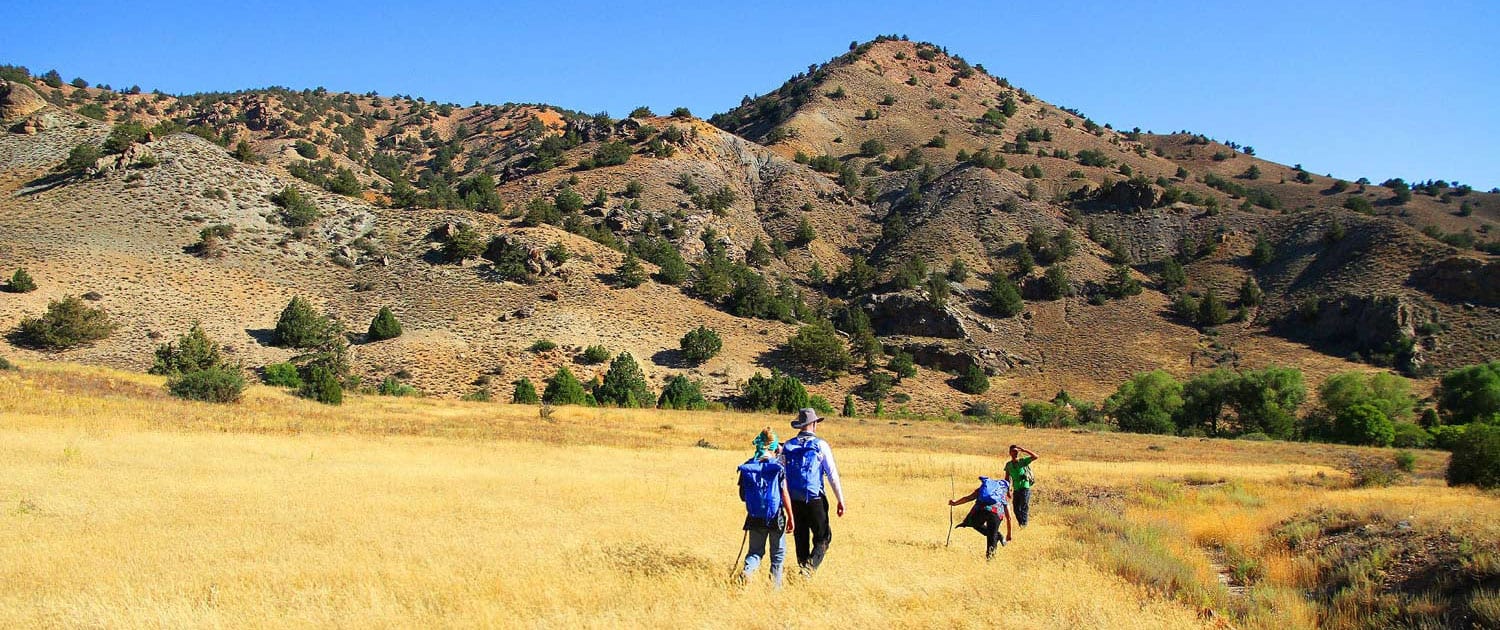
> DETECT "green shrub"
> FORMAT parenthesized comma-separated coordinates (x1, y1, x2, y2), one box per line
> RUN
(956, 364, 990, 394)
(657, 374, 707, 410)
(1332, 403, 1395, 447)
(593, 141, 632, 167)
(593, 352, 654, 408)
(150, 323, 225, 376)
(1105, 370, 1183, 434)
(786, 319, 852, 375)
(263, 362, 303, 388)
(271, 186, 319, 228)
(842, 394, 856, 417)
(616, 253, 647, 288)
(273, 297, 332, 349)
(1431, 424, 1469, 451)
(1238, 432, 1271, 441)
(443, 224, 485, 262)
(581, 345, 611, 364)
(1391, 422, 1434, 449)
(530, 339, 557, 352)
(679, 326, 722, 364)
(543, 366, 590, 405)
(378, 376, 418, 397)
(13, 296, 116, 349)
(102, 122, 148, 154)
(1393, 450, 1417, 473)
(741, 371, 809, 413)
(1447, 424, 1500, 489)
(367, 307, 402, 341)
(167, 366, 246, 403)
(511, 377, 540, 404)
(1437, 362, 1500, 425)
(6, 268, 37, 293)
(1021, 401, 1074, 428)
(64, 143, 101, 173)
(987, 275, 1023, 316)
(888, 352, 916, 379)
(1039, 265, 1071, 300)
(0, 356, 14, 371)
(299, 365, 344, 405)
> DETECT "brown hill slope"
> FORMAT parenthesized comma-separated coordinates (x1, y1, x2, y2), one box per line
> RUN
(1, 39, 1496, 413)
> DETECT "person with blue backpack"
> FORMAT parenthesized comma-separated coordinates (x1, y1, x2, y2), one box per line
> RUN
(781, 408, 846, 576)
(949, 476, 1013, 559)
(737, 428, 795, 586)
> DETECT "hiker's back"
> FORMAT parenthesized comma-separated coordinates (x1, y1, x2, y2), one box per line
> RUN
(782, 435, 824, 502)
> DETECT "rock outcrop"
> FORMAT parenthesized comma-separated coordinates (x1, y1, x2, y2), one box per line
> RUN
(861, 292, 968, 339)
(0, 80, 48, 123)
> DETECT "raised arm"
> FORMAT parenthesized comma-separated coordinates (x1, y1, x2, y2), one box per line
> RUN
(1018, 446, 1039, 460)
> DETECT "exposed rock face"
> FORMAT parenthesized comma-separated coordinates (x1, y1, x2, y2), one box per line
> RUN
(1411, 257, 1500, 307)
(861, 292, 968, 339)
(1279, 294, 1426, 371)
(891, 337, 1019, 376)
(0, 80, 47, 122)
(87, 143, 157, 177)
(1101, 178, 1159, 210)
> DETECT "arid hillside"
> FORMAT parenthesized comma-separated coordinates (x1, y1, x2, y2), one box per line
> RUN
(1, 38, 1496, 411)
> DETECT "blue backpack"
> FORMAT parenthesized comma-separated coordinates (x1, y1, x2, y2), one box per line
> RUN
(782, 436, 824, 502)
(976, 476, 1010, 507)
(738, 459, 784, 522)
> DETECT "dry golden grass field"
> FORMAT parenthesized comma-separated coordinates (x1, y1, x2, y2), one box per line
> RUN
(2, 360, 1497, 629)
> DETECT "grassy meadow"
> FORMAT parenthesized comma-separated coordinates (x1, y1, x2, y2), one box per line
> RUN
(2, 360, 1496, 629)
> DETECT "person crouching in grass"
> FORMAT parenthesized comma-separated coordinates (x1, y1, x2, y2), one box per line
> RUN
(949, 476, 1013, 559)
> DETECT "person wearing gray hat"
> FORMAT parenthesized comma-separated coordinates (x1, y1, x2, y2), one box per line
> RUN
(781, 408, 845, 575)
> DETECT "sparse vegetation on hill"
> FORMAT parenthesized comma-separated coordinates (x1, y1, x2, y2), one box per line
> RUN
(4, 268, 36, 293)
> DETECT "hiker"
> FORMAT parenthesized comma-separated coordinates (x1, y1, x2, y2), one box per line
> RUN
(737, 428, 794, 586)
(1004, 444, 1039, 527)
(949, 475, 1013, 559)
(781, 408, 846, 575)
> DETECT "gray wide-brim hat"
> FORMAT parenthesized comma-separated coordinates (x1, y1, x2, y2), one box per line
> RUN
(791, 408, 822, 429)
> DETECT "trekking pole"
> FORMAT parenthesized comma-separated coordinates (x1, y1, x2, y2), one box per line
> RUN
(728, 530, 748, 581)
(945, 464, 955, 547)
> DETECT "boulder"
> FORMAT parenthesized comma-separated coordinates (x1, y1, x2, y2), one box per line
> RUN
(0, 80, 47, 121)
(892, 338, 1019, 376)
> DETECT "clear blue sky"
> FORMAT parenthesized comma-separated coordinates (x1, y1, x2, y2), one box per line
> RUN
(4, 0, 1496, 187)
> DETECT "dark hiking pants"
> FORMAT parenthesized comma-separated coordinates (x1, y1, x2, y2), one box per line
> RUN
(1013, 487, 1031, 526)
(790, 496, 831, 571)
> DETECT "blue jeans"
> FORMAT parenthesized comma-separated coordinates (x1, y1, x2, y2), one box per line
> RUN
(1013, 487, 1031, 526)
(742, 525, 786, 586)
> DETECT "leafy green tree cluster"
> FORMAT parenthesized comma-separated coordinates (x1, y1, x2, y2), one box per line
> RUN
(1448, 424, 1500, 489)
(593, 141, 633, 167)
(367, 307, 402, 341)
(986, 274, 1024, 316)
(1025, 227, 1075, 266)
(1104, 370, 1182, 434)
(956, 364, 990, 394)
(263, 362, 303, 388)
(680, 326, 722, 364)
(741, 371, 810, 413)
(13, 296, 116, 350)
(1437, 362, 1500, 425)
(1104, 366, 1307, 439)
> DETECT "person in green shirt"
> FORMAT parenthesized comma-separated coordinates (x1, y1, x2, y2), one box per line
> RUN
(1004, 445, 1038, 527)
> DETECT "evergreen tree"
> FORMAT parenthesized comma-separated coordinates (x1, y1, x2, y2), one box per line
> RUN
(1040, 265, 1071, 300)
(680, 326, 723, 364)
(511, 377, 540, 404)
(273, 297, 332, 349)
(6, 268, 36, 293)
(1250, 235, 1275, 267)
(1106, 264, 1142, 298)
(842, 394, 856, 417)
(1160, 258, 1186, 291)
(987, 275, 1024, 316)
(786, 320, 853, 375)
(367, 306, 403, 341)
(594, 352, 654, 408)
(657, 374, 708, 410)
(1198, 289, 1229, 326)
(796, 217, 817, 244)
(1238, 277, 1263, 307)
(746, 236, 772, 267)
(543, 366, 589, 405)
(16, 296, 119, 350)
(957, 364, 990, 394)
(616, 252, 648, 288)
(299, 365, 343, 405)
(946, 259, 970, 282)
(150, 323, 225, 376)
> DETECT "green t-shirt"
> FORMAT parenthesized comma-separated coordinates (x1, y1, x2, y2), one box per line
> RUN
(1005, 456, 1035, 489)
